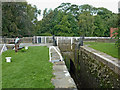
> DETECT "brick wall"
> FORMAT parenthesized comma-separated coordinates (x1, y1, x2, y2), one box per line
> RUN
(110, 28, 118, 37)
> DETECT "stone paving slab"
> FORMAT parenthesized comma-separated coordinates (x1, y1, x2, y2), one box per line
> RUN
(50, 47, 61, 61)
(52, 61, 77, 89)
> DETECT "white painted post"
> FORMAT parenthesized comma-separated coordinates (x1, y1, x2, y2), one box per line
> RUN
(45, 37, 46, 44)
(37, 36, 38, 44)
(42, 37, 43, 43)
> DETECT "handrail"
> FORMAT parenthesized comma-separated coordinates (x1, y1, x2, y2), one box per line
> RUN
(49, 46, 63, 62)
(1, 44, 7, 54)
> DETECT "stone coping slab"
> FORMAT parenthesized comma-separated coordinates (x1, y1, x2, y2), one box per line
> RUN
(52, 61, 77, 89)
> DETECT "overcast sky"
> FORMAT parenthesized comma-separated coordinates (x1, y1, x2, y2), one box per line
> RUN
(26, 0, 119, 20)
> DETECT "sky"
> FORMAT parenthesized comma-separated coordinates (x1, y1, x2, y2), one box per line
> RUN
(26, 0, 119, 20)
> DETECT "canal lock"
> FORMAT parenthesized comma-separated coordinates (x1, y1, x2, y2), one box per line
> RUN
(58, 42, 120, 89)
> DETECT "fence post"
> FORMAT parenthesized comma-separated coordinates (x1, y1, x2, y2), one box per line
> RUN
(57, 37, 58, 46)
(45, 37, 46, 44)
(37, 36, 38, 44)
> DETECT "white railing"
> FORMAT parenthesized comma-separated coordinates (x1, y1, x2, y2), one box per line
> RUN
(35, 36, 112, 43)
(49, 46, 63, 62)
(1, 44, 7, 54)
(35, 36, 112, 49)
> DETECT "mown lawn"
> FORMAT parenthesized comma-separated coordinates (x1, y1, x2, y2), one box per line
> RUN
(2, 46, 54, 88)
(84, 42, 119, 59)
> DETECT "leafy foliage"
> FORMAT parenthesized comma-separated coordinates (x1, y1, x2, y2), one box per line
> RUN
(36, 3, 118, 37)
(2, 2, 118, 37)
(2, 2, 41, 37)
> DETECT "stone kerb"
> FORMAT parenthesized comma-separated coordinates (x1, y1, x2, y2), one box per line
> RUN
(80, 46, 120, 75)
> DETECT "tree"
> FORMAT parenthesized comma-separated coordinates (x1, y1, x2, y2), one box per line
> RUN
(2, 2, 118, 37)
(78, 12, 95, 36)
(2, 2, 41, 37)
(93, 15, 106, 36)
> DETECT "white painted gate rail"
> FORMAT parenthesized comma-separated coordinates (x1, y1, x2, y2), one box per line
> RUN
(49, 46, 63, 62)
(0, 44, 7, 54)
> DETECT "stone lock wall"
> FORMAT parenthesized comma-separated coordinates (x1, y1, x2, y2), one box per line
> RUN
(59, 43, 120, 88)
(78, 46, 120, 88)
(76, 47, 120, 88)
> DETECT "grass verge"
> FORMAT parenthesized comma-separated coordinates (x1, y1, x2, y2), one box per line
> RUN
(2, 46, 54, 88)
(84, 42, 119, 59)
